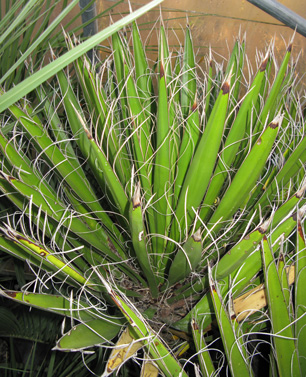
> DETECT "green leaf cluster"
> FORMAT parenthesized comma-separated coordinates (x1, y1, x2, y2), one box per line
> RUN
(0, 1, 306, 375)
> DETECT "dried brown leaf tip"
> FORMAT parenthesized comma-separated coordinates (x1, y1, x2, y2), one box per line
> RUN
(278, 252, 285, 263)
(260, 56, 268, 71)
(192, 228, 201, 243)
(296, 179, 306, 198)
(222, 80, 230, 95)
(191, 99, 197, 112)
(260, 50, 270, 72)
(298, 220, 305, 241)
(191, 319, 199, 331)
(132, 182, 141, 209)
(287, 42, 293, 53)
(84, 128, 93, 140)
(5, 291, 17, 298)
(160, 61, 165, 79)
(269, 113, 283, 129)
(0, 172, 15, 182)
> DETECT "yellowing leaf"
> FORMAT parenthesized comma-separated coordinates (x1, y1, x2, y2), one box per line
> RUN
(141, 356, 159, 377)
(103, 326, 143, 376)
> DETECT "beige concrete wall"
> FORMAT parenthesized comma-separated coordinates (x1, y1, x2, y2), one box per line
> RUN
(97, 0, 306, 86)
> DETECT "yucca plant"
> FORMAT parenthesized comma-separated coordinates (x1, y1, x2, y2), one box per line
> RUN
(1, 1, 306, 375)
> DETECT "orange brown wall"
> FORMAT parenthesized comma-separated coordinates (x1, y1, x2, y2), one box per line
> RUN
(97, 0, 306, 86)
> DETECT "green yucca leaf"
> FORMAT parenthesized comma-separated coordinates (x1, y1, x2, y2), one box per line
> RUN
(200, 53, 268, 222)
(204, 50, 213, 118)
(54, 318, 123, 351)
(191, 318, 215, 377)
(295, 219, 306, 372)
(74, 55, 129, 186)
(253, 135, 306, 216)
(129, 183, 158, 298)
(214, 185, 305, 280)
(232, 38, 245, 108)
(174, 100, 200, 204)
(0, 224, 98, 289)
(181, 26, 196, 118)
(167, 228, 202, 285)
(0, 231, 47, 269)
(35, 85, 80, 167)
(159, 25, 172, 86)
(4, 102, 124, 242)
(170, 187, 304, 303)
(206, 113, 281, 243)
(99, 274, 189, 377)
(253, 42, 292, 137)
(56, 69, 129, 218)
(153, 58, 171, 264)
(132, 21, 153, 110)
(125, 62, 154, 190)
(111, 31, 129, 118)
(158, 27, 180, 218)
(0, 291, 98, 322)
(170, 78, 229, 243)
(261, 236, 301, 377)
(174, 202, 305, 332)
(0, 172, 124, 262)
(208, 265, 253, 376)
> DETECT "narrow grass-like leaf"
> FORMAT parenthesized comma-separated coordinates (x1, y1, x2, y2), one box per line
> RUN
(0, 0, 80, 87)
(0, 0, 164, 112)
